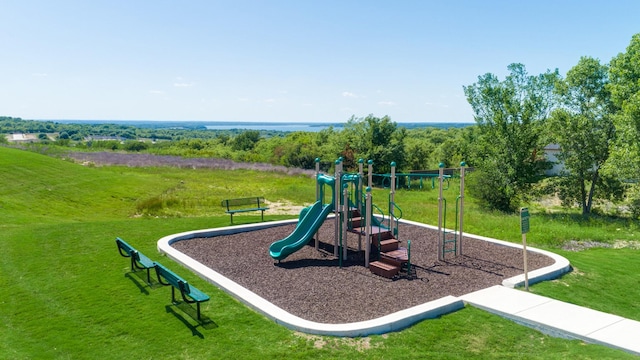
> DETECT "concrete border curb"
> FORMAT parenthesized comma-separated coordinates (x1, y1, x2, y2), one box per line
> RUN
(157, 218, 569, 337)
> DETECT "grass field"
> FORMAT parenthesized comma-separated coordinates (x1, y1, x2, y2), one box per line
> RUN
(1, 146, 638, 359)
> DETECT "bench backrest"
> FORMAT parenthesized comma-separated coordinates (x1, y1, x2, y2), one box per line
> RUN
(155, 262, 189, 292)
(116, 237, 135, 257)
(221, 197, 265, 210)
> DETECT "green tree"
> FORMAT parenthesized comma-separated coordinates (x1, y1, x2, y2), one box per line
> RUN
(231, 130, 261, 151)
(607, 33, 640, 180)
(123, 140, 149, 152)
(341, 115, 406, 173)
(464, 63, 558, 212)
(549, 56, 617, 215)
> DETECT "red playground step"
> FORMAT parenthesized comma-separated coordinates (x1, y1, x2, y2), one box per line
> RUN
(380, 247, 408, 267)
(369, 261, 400, 278)
(378, 239, 399, 252)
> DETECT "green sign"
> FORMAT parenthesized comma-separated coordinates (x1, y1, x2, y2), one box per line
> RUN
(520, 207, 530, 234)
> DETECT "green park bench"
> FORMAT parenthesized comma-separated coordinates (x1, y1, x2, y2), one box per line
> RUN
(154, 262, 210, 320)
(221, 196, 268, 224)
(115, 237, 155, 284)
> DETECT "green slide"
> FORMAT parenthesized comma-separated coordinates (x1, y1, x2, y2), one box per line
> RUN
(269, 200, 334, 261)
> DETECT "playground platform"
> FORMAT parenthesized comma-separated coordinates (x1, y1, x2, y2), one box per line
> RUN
(157, 219, 639, 356)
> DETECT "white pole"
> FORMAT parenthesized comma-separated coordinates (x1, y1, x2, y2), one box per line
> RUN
(457, 161, 466, 257)
(315, 158, 321, 251)
(365, 187, 372, 267)
(342, 184, 348, 260)
(334, 159, 342, 257)
(523, 233, 529, 291)
(390, 161, 396, 234)
(437, 162, 444, 261)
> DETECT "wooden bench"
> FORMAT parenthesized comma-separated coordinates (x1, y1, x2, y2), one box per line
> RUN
(154, 262, 210, 320)
(115, 237, 155, 283)
(221, 197, 268, 224)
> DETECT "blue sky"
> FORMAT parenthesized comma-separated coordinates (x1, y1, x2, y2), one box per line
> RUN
(1, 1, 639, 123)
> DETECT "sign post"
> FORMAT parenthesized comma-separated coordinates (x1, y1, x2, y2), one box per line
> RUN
(520, 207, 530, 291)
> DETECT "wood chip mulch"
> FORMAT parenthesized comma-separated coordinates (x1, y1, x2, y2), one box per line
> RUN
(172, 220, 555, 324)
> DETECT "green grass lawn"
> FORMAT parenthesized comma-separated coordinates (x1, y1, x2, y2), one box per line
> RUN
(1, 146, 638, 359)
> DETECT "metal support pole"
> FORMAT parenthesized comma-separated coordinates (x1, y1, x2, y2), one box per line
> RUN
(365, 187, 372, 268)
(334, 159, 342, 257)
(342, 183, 348, 261)
(390, 161, 396, 234)
(367, 160, 373, 189)
(315, 157, 320, 251)
(457, 161, 466, 256)
(437, 162, 445, 261)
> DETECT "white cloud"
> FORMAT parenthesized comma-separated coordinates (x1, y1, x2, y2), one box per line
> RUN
(378, 101, 396, 106)
(426, 101, 449, 108)
(263, 98, 276, 103)
(174, 82, 194, 87)
(342, 91, 359, 98)
(149, 90, 164, 94)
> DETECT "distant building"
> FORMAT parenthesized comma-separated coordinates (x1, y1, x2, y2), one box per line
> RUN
(544, 144, 564, 176)
(6, 133, 38, 142)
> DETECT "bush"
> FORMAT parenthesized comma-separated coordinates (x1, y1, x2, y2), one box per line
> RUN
(466, 167, 520, 213)
(123, 140, 149, 152)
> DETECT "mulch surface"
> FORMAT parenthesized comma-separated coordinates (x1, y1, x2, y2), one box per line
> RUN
(172, 220, 554, 324)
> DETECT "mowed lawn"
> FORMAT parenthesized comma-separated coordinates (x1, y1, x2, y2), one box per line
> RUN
(0, 146, 637, 359)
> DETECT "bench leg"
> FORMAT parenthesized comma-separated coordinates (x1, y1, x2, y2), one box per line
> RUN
(196, 302, 201, 320)
(230, 213, 233, 224)
(171, 286, 177, 304)
(261, 210, 264, 222)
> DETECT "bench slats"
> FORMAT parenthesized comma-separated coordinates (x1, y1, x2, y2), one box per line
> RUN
(116, 237, 154, 283)
(221, 197, 268, 224)
(155, 262, 209, 320)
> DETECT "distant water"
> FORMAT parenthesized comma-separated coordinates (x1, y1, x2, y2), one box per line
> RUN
(204, 122, 472, 132)
(204, 123, 344, 132)
(50, 120, 472, 132)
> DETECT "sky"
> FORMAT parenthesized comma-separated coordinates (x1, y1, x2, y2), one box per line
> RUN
(1, 1, 639, 124)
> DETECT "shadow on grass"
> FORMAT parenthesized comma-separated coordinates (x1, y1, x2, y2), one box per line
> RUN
(125, 271, 163, 294)
(165, 303, 218, 337)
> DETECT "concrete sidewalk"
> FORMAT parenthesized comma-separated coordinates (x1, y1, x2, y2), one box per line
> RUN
(461, 285, 640, 356)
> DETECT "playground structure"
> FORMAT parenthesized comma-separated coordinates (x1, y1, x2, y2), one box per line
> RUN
(269, 158, 467, 279)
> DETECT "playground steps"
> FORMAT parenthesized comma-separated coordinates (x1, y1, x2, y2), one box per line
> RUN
(380, 247, 408, 267)
(349, 216, 365, 228)
(378, 239, 400, 252)
(368, 231, 409, 279)
(369, 261, 400, 278)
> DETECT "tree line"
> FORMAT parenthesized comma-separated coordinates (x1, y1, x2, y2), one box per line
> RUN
(464, 33, 640, 216)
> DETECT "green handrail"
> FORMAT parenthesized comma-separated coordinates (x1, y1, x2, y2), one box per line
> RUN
(389, 200, 403, 238)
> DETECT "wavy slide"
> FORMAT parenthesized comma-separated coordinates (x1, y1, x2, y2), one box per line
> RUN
(269, 200, 333, 261)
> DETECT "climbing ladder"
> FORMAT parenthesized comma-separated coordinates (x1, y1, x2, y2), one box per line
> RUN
(440, 196, 460, 257)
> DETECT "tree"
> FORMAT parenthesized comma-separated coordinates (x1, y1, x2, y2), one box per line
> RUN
(607, 33, 640, 180)
(463, 63, 558, 212)
(327, 115, 405, 173)
(231, 130, 261, 151)
(548, 57, 617, 215)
